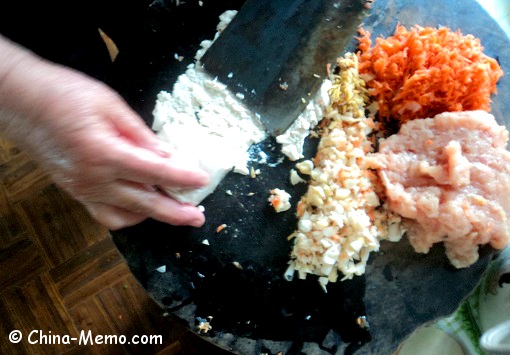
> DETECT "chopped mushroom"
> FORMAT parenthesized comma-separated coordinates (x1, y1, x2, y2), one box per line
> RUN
(286, 53, 404, 290)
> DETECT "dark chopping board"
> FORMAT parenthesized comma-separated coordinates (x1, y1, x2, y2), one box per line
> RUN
(105, 0, 510, 354)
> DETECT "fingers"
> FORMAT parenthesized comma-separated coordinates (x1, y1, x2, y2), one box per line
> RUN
(85, 202, 148, 230)
(89, 181, 206, 228)
(107, 99, 171, 157)
(111, 142, 210, 188)
(93, 88, 208, 187)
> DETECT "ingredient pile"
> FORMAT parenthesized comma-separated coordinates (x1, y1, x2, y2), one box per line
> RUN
(286, 24, 510, 288)
(152, 9, 510, 292)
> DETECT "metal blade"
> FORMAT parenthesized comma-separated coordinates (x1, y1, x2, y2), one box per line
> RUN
(200, 0, 370, 136)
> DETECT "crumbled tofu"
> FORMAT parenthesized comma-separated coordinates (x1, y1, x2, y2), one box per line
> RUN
(258, 151, 268, 164)
(276, 80, 331, 161)
(152, 11, 266, 206)
(290, 169, 306, 185)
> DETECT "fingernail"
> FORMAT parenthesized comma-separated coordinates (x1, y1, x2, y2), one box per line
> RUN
(182, 205, 205, 227)
(190, 216, 205, 228)
(196, 172, 210, 186)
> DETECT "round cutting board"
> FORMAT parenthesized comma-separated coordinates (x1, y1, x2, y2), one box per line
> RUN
(111, 0, 510, 353)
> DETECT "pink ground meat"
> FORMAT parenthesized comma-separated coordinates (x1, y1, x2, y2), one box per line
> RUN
(368, 111, 510, 268)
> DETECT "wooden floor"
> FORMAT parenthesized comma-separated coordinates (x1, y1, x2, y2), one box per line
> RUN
(0, 138, 229, 354)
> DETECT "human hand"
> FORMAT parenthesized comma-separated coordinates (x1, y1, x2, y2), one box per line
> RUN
(0, 37, 209, 230)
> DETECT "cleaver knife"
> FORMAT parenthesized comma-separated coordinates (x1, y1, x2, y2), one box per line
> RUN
(200, 0, 371, 136)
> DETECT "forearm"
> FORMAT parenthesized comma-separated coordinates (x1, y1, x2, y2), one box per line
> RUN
(0, 36, 113, 169)
(0, 35, 87, 147)
(0, 35, 45, 136)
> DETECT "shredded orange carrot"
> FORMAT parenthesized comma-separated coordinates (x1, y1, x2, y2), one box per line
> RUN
(357, 25, 504, 124)
(216, 224, 227, 233)
(271, 195, 281, 208)
(296, 200, 305, 217)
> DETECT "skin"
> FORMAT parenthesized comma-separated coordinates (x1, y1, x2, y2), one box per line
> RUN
(0, 35, 210, 230)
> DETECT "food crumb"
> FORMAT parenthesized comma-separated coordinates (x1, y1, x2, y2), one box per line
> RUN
(174, 53, 184, 62)
(98, 28, 119, 62)
(356, 316, 370, 329)
(250, 166, 257, 178)
(175, 252, 181, 259)
(280, 82, 289, 90)
(247, 192, 256, 196)
(226, 189, 233, 195)
(258, 151, 268, 164)
(268, 188, 291, 213)
(201, 239, 210, 245)
(197, 317, 212, 334)
(296, 160, 314, 175)
(197, 205, 205, 212)
(232, 261, 243, 269)
(290, 169, 306, 185)
(216, 224, 227, 233)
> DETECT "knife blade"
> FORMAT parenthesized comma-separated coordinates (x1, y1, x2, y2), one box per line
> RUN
(200, 0, 371, 136)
